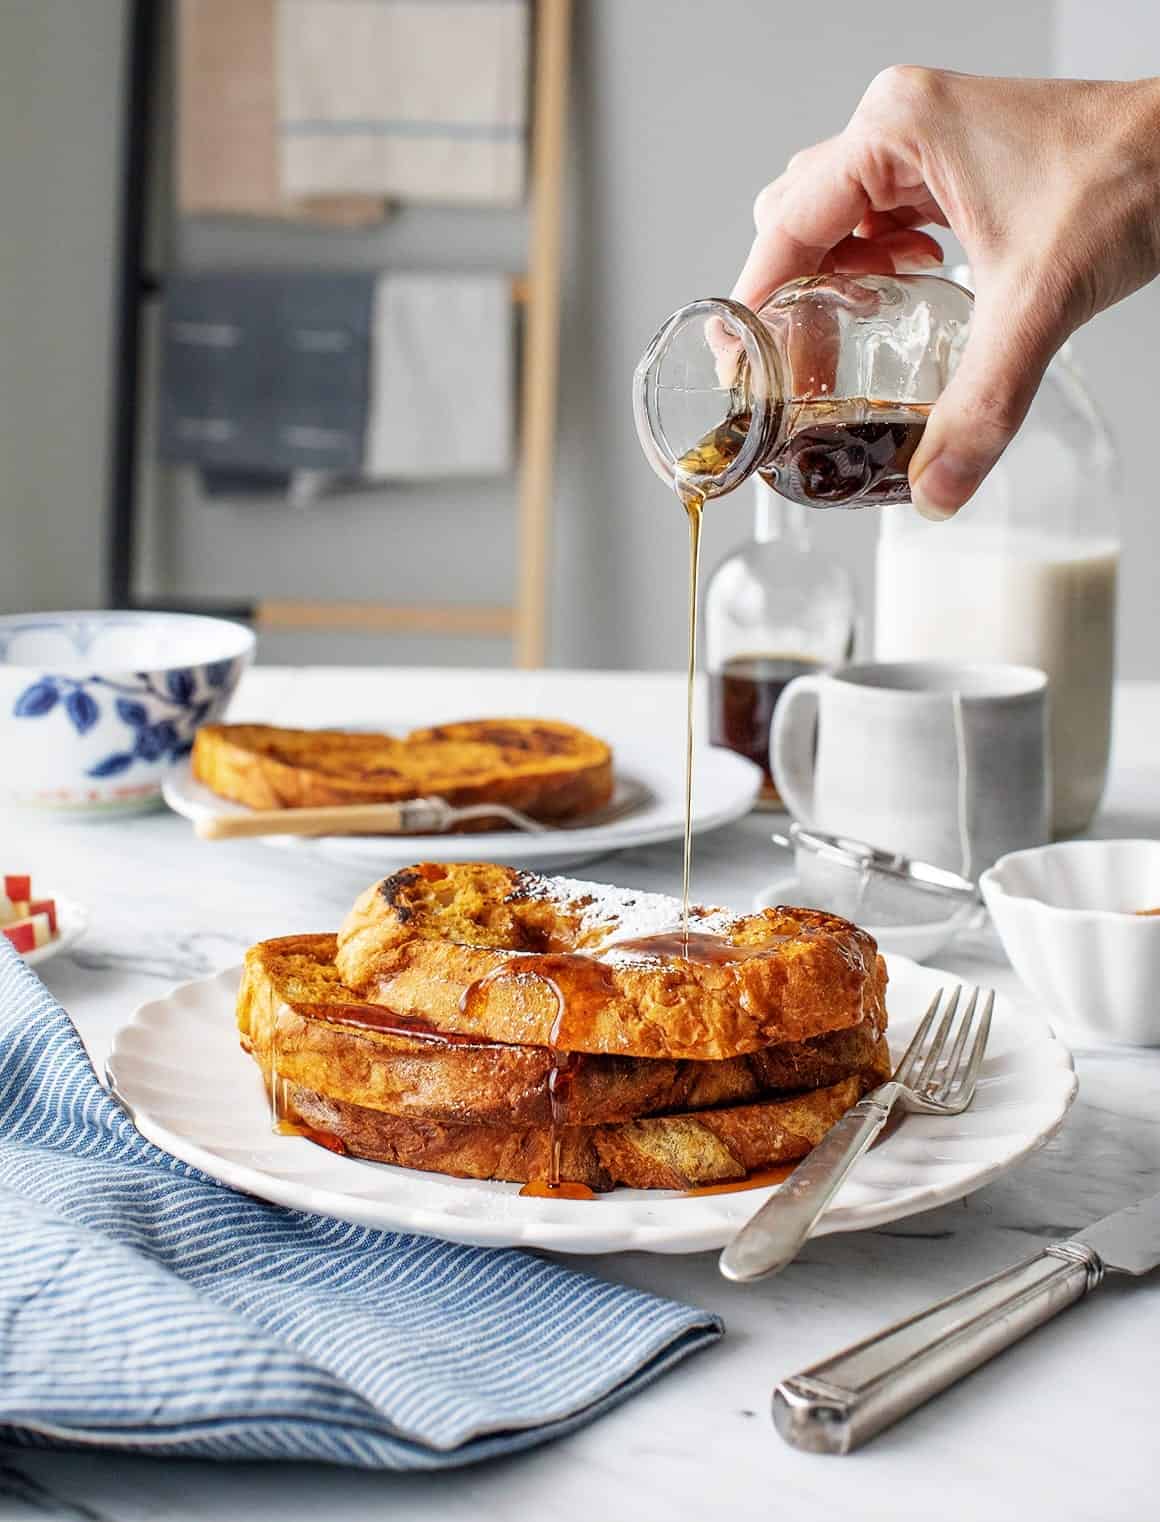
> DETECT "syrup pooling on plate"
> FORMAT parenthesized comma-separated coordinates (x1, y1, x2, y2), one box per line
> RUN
(274, 1118, 348, 1154)
(682, 1163, 796, 1197)
(520, 1180, 597, 1201)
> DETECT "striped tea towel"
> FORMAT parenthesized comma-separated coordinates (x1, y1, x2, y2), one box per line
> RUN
(0, 944, 721, 1468)
(366, 272, 514, 479)
(277, 0, 528, 205)
(159, 270, 375, 480)
(177, 0, 388, 225)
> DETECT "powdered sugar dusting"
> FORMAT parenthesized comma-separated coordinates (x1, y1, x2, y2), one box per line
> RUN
(509, 869, 742, 952)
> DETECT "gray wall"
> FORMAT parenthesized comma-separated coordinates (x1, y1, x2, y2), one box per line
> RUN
(10, 0, 1159, 678)
(1053, 0, 1160, 679)
(0, 0, 125, 613)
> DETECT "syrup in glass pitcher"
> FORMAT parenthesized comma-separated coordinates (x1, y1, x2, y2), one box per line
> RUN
(633, 272, 972, 511)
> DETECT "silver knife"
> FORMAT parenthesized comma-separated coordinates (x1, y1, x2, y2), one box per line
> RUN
(773, 1191, 1160, 1454)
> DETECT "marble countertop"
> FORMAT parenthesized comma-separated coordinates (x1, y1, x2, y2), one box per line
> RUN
(2, 668, 1158, 1522)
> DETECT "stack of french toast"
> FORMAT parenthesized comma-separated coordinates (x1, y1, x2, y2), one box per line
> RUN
(238, 862, 891, 1193)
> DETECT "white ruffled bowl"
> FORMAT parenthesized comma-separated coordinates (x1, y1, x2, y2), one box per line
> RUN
(980, 839, 1160, 1046)
(0, 611, 253, 813)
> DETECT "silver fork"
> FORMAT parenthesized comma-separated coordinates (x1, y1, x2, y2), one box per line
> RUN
(719, 985, 995, 1284)
(404, 776, 652, 834)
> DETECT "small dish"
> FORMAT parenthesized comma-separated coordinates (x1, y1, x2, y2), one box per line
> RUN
(754, 872, 972, 963)
(0, 612, 254, 813)
(14, 895, 88, 968)
(761, 824, 981, 962)
(981, 839, 1160, 1046)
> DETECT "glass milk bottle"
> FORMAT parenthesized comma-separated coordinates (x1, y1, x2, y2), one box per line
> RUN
(707, 480, 856, 806)
(874, 344, 1119, 835)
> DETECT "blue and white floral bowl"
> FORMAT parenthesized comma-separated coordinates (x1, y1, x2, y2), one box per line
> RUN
(0, 611, 254, 812)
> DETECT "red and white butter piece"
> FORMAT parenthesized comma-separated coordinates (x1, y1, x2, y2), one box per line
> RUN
(2, 912, 53, 953)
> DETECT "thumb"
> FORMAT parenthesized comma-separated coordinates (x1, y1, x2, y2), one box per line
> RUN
(909, 286, 1063, 521)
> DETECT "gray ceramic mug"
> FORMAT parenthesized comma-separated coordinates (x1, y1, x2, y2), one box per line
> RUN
(770, 661, 1051, 878)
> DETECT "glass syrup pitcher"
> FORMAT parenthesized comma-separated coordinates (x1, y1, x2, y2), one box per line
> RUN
(633, 272, 973, 509)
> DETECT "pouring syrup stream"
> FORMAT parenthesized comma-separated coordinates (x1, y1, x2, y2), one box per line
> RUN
(679, 485, 704, 945)
(674, 411, 748, 942)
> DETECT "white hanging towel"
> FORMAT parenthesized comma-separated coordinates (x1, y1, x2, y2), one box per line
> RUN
(366, 273, 514, 479)
(276, 0, 529, 205)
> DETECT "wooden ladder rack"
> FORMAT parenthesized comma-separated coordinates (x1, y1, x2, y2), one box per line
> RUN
(105, 0, 571, 669)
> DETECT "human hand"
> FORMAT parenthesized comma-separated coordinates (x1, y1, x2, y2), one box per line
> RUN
(733, 69, 1160, 517)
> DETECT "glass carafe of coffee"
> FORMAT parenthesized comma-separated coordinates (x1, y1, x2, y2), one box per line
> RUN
(707, 479, 856, 807)
(633, 273, 973, 509)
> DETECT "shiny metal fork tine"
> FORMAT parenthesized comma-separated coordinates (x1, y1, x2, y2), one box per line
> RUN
(893, 989, 944, 1087)
(916, 985, 961, 1089)
(935, 986, 979, 1101)
(949, 989, 995, 1103)
(448, 802, 548, 833)
(558, 783, 651, 830)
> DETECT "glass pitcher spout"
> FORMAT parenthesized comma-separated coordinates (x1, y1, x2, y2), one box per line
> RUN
(633, 295, 786, 505)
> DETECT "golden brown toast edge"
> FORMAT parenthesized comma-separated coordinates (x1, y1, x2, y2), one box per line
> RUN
(280, 1074, 872, 1191)
(334, 864, 889, 1060)
(239, 933, 891, 1128)
(193, 720, 613, 819)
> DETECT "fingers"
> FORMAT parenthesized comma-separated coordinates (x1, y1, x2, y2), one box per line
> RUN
(854, 207, 946, 238)
(821, 228, 944, 274)
(731, 138, 876, 309)
(731, 137, 942, 309)
(909, 285, 1066, 520)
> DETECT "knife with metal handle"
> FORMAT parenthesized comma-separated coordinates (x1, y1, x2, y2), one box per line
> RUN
(773, 1192, 1160, 1454)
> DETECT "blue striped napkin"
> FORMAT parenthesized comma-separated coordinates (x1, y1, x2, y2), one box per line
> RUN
(0, 944, 721, 1468)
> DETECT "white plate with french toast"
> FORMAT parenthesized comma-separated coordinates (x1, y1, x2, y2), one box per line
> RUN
(162, 717, 762, 872)
(106, 865, 1077, 1255)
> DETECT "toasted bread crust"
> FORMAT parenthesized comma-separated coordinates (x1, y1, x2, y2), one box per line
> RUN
(335, 864, 887, 1060)
(280, 1075, 871, 1190)
(238, 933, 892, 1127)
(192, 718, 614, 822)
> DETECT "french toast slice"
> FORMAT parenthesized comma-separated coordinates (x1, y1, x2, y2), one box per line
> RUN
(277, 1075, 872, 1191)
(335, 864, 888, 1061)
(239, 934, 892, 1128)
(191, 718, 613, 822)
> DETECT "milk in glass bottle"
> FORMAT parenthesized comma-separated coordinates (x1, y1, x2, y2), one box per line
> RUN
(875, 341, 1119, 835)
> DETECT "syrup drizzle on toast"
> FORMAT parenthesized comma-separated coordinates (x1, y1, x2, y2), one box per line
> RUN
(460, 953, 614, 1194)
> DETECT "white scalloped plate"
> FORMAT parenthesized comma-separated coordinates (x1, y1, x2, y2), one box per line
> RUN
(105, 956, 1076, 1255)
